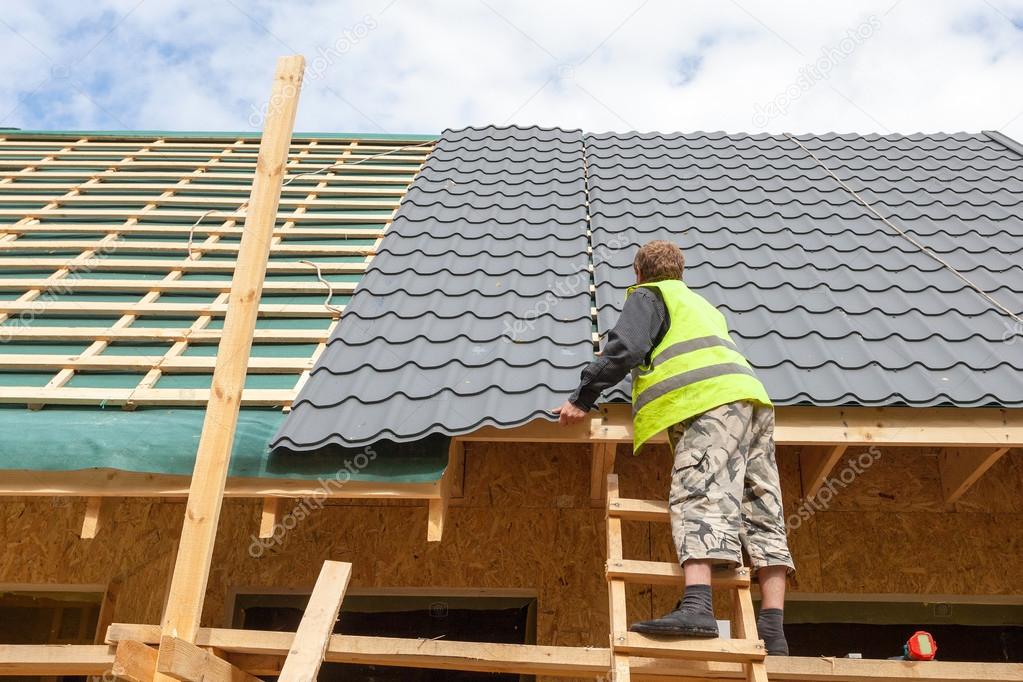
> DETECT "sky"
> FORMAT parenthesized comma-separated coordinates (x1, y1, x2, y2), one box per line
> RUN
(1, 0, 1023, 137)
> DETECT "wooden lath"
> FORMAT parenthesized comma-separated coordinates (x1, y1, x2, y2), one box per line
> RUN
(0, 117, 430, 414)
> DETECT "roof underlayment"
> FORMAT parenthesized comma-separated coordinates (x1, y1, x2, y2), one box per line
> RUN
(275, 125, 1023, 452)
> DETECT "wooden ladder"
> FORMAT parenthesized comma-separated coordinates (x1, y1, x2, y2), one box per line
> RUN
(605, 473, 768, 682)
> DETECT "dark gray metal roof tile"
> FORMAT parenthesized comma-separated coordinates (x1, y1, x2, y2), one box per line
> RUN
(586, 130, 1023, 409)
(271, 125, 589, 450)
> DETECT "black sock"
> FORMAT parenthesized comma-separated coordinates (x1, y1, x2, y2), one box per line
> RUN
(678, 584, 713, 616)
(757, 608, 788, 655)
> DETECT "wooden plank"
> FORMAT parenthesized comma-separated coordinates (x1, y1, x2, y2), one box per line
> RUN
(111, 640, 157, 682)
(107, 624, 611, 677)
(0, 170, 416, 184)
(0, 257, 366, 274)
(799, 444, 848, 500)
(80, 496, 103, 539)
(0, 469, 443, 499)
(0, 182, 410, 196)
(277, 561, 353, 682)
(606, 473, 632, 682)
(0, 194, 399, 210)
(1, 224, 384, 239)
(0, 644, 113, 676)
(630, 655, 1023, 682)
(608, 496, 669, 522)
(0, 387, 294, 407)
(0, 354, 312, 373)
(606, 560, 752, 588)
(731, 585, 768, 682)
(616, 632, 765, 664)
(155, 56, 305, 662)
(940, 447, 1011, 505)
(0, 278, 355, 295)
(464, 406, 1023, 447)
(0, 327, 327, 343)
(0, 301, 335, 317)
(0, 239, 376, 254)
(156, 636, 261, 682)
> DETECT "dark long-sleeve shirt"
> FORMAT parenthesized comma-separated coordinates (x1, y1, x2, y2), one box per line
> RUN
(569, 287, 669, 410)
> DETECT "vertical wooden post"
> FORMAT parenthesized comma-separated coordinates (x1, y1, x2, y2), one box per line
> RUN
(154, 55, 304, 674)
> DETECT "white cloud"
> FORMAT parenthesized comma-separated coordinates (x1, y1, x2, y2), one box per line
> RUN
(1, 0, 1022, 138)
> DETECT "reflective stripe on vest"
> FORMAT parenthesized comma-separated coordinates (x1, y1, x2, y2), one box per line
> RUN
(628, 279, 771, 452)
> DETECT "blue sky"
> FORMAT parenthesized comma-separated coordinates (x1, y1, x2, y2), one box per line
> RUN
(2, 0, 1023, 137)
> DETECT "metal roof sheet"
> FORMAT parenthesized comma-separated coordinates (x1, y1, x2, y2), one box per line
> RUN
(273, 127, 1023, 451)
(271, 125, 592, 450)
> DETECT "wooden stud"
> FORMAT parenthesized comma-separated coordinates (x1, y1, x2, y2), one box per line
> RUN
(80, 496, 104, 539)
(590, 442, 617, 503)
(277, 561, 353, 682)
(940, 447, 1011, 506)
(156, 636, 262, 682)
(799, 444, 849, 500)
(258, 497, 282, 539)
(154, 56, 305, 667)
(111, 640, 157, 682)
(731, 579, 769, 682)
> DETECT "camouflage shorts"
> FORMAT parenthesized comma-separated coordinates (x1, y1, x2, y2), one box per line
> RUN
(666, 401, 794, 572)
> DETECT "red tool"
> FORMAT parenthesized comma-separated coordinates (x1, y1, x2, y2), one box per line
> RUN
(904, 631, 938, 661)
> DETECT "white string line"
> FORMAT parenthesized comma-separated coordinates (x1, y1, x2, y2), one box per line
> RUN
(300, 260, 345, 316)
(784, 133, 1023, 326)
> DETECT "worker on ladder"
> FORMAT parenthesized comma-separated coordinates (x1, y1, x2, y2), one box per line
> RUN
(553, 240, 795, 656)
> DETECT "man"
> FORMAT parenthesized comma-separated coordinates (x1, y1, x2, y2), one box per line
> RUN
(552, 240, 794, 655)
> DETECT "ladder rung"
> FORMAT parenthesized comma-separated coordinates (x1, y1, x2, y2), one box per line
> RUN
(613, 631, 766, 663)
(607, 560, 751, 588)
(608, 496, 668, 521)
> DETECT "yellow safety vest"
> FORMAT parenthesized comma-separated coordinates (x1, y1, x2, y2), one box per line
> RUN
(629, 279, 771, 453)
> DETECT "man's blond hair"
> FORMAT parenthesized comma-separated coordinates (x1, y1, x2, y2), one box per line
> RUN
(633, 240, 685, 282)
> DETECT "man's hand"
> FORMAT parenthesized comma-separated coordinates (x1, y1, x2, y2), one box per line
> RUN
(552, 400, 588, 426)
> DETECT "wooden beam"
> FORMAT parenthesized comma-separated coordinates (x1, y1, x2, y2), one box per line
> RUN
(590, 442, 617, 503)
(799, 444, 849, 500)
(80, 496, 103, 539)
(0, 327, 327, 343)
(0, 469, 443, 500)
(155, 54, 305, 671)
(630, 655, 1023, 682)
(0, 354, 312, 373)
(0, 644, 113, 676)
(462, 406, 1023, 448)
(278, 561, 353, 682)
(0, 387, 295, 407)
(447, 439, 466, 499)
(427, 441, 461, 542)
(940, 447, 1011, 506)
(107, 624, 612, 677)
(258, 497, 281, 539)
(156, 636, 261, 682)
(111, 640, 157, 682)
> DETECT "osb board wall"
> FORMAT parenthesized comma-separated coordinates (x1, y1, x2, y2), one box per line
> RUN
(1, 443, 1021, 659)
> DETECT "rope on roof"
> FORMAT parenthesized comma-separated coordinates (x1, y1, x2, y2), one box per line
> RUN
(784, 132, 1023, 327)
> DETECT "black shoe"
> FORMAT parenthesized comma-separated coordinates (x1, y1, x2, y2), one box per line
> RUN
(628, 608, 719, 637)
(763, 638, 789, 656)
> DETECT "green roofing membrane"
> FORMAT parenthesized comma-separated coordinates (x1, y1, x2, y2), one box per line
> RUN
(0, 405, 449, 482)
(0, 131, 446, 485)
